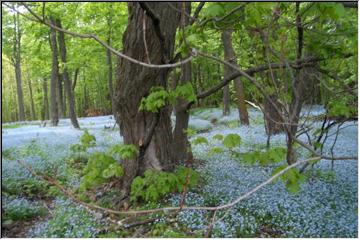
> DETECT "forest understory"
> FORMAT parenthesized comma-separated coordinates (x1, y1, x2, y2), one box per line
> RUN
(2, 106, 358, 238)
(2, 2, 358, 238)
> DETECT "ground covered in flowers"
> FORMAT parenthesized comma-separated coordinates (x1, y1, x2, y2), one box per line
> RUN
(1, 106, 358, 237)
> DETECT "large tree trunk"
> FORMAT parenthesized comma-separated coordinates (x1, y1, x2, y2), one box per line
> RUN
(13, 12, 25, 121)
(115, 2, 181, 197)
(173, 2, 193, 165)
(55, 19, 80, 129)
(221, 29, 249, 125)
(49, 17, 59, 126)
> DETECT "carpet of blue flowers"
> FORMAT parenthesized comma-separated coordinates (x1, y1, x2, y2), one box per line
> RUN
(2, 106, 358, 237)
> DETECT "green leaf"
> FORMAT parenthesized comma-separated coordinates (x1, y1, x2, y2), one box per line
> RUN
(192, 136, 209, 145)
(222, 133, 241, 149)
(208, 147, 224, 156)
(212, 134, 224, 141)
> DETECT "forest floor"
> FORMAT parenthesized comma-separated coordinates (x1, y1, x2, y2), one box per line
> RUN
(2, 106, 358, 237)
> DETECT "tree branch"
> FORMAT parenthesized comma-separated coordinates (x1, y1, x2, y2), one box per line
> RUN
(5, 2, 194, 69)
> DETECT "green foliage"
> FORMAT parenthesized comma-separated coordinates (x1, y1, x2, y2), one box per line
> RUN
(212, 134, 224, 141)
(242, 147, 287, 166)
(2, 123, 23, 129)
(130, 167, 199, 202)
(139, 83, 196, 113)
(208, 147, 224, 156)
(222, 133, 241, 149)
(3, 177, 49, 197)
(2, 197, 47, 221)
(110, 144, 138, 159)
(70, 130, 96, 153)
(272, 164, 307, 194)
(191, 136, 209, 145)
(328, 100, 353, 118)
(80, 152, 123, 191)
(139, 87, 169, 113)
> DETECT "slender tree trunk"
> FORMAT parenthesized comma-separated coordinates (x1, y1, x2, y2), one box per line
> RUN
(55, 19, 80, 129)
(72, 68, 79, 91)
(13, 12, 25, 121)
(106, 7, 117, 120)
(115, 2, 181, 198)
(221, 29, 249, 124)
(57, 73, 64, 118)
(27, 74, 36, 120)
(223, 85, 230, 116)
(43, 78, 49, 120)
(49, 17, 59, 126)
(173, 2, 193, 165)
(286, 2, 304, 165)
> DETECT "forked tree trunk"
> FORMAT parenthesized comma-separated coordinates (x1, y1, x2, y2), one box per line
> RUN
(173, 2, 193, 165)
(115, 3, 181, 197)
(49, 17, 60, 126)
(221, 29, 249, 124)
(55, 19, 80, 129)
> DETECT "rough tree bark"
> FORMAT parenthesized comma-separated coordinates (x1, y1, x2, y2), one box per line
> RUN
(13, 12, 25, 121)
(173, 2, 193, 165)
(49, 17, 59, 126)
(114, 2, 181, 198)
(221, 29, 249, 125)
(55, 18, 80, 129)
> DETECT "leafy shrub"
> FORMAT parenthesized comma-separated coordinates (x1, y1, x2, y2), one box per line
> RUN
(2, 196, 46, 221)
(80, 152, 123, 191)
(130, 167, 199, 202)
(110, 143, 138, 159)
(70, 130, 96, 153)
(3, 177, 49, 197)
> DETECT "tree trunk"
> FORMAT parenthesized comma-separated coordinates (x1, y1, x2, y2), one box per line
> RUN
(49, 17, 59, 126)
(13, 12, 25, 121)
(43, 78, 49, 120)
(223, 85, 230, 116)
(221, 29, 249, 124)
(173, 2, 193, 165)
(55, 18, 80, 129)
(115, 2, 181, 197)
(106, 7, 117, 120)
(27, 74, 36, 120)
(263, 95, 284, 135)
(57, 73, 64, 118)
